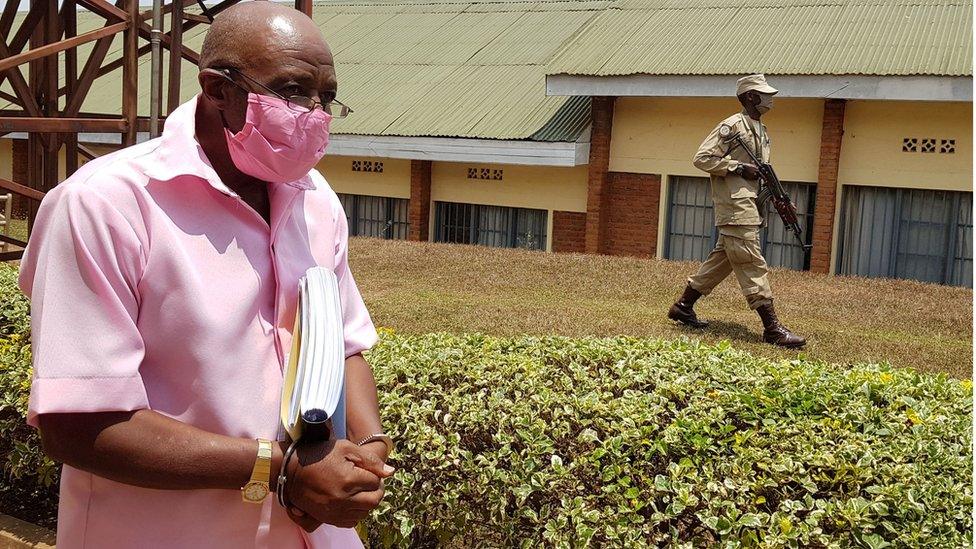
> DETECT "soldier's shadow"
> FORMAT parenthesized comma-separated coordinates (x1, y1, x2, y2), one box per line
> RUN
(680, 319, 761, 344)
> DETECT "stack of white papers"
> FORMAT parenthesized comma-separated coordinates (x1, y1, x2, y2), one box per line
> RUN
(280, 266, 345, 441)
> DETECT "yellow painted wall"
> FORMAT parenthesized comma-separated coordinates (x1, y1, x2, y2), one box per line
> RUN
(827, 100, 973, 273)
(316, 155, 411, 199)
(609, 97, 824, 182)
(609, 97, 825, 257)
(430, 161, 589, 252)
(837, 101, 972, 191)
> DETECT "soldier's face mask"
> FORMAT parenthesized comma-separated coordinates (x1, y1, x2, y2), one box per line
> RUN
(756, 93, 774, 114)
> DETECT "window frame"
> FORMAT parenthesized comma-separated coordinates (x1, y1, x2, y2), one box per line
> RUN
(336, 193, 410, 240)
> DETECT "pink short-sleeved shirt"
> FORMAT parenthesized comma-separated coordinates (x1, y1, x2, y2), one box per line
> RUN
(18, 96, 377, 549)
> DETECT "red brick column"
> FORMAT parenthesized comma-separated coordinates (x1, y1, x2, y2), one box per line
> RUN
(11, 139, 29, 216)
(604, 172, 661, 257)
(584, 96, 615, 254)
(408, 159, 432, 242)
(552, 211, 586, 253)
(810, 99, 846, 274)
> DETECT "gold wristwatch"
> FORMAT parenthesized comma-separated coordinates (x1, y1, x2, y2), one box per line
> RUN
(242, 439, 273, 504)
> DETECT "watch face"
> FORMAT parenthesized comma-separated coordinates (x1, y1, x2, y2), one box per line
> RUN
(243, 482, 269, 502)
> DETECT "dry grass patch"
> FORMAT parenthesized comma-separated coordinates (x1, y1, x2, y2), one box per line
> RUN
(348, 238, 973, 378)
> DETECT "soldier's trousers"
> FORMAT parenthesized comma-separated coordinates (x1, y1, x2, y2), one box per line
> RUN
(687, 225, 774, 310)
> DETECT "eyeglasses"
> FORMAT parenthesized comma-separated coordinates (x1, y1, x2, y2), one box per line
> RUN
(218, 67, 353, 119)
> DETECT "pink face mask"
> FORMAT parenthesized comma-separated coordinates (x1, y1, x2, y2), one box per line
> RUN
(224, 93, 332, 184)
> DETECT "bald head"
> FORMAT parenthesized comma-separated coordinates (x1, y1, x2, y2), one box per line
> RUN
(196, 1, 338, 136)
(200, 1, 328, 72)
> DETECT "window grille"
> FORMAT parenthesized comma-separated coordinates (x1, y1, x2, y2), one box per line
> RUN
(336, 193, 409, 239)
(665, 176, 815, 270)
(434, 201, 546, 251)
(838, 186, 972, 286)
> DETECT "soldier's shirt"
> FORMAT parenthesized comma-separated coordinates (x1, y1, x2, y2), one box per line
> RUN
(692, 110, 771, 228)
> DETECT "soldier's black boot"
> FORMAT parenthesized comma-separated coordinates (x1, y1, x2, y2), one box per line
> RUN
(756, 302, 806, 348)
(668, 285, 709, 328)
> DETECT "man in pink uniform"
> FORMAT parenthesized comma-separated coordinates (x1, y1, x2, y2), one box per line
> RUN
(18, 3, 393, 547)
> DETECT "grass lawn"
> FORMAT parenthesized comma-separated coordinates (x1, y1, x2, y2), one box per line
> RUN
(348, 238, 973, 379)
(3, 217, 27, 245)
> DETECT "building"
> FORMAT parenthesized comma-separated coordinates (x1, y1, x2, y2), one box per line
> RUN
(1, 0, 972, 286)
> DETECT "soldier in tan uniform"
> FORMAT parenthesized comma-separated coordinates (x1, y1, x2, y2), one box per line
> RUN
(668, 74, 805, 348)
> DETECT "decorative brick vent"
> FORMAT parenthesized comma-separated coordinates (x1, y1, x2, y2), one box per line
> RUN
(352, 160, 383, 172)
(467, 167, 503, 180)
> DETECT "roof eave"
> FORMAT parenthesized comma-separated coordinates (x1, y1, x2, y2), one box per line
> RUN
(546, 74, 973, 102)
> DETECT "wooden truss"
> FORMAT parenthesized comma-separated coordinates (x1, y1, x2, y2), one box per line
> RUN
(0, 0, 314, 261)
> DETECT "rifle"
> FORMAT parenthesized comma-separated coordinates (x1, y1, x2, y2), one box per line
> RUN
(718, 125, 812, 251)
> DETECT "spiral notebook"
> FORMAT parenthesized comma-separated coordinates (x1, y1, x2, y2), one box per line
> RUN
(280, 266, 345, 441)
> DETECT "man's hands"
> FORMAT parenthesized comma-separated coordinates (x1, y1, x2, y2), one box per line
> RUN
(283, 439, 394, 532)
(737, 163, 761, 180)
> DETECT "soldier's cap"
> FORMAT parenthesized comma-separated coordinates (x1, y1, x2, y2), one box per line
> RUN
(736, 74, 778, 96)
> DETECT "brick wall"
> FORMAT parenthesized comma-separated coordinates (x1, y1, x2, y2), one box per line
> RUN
(603, 171, 661, 257)
(408, 159, 431, 242)
(584, 96, 615, 254)
(552, 211, 586, 253)
(810, 99, 846, 274)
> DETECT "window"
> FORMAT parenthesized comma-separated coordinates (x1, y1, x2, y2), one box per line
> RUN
(666, 176, 815, 270)
(759, 182, 816, 271)
(434, 201, 547, 251)
(666, 176, 717, 262)
(838, 186, 972, 286)
(336, 193, 409, 240)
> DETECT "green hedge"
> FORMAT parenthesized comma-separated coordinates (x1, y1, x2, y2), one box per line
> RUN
(0, 265, 972, 547)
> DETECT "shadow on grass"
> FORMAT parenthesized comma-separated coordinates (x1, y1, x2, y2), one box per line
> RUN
(672, 318, 761, 345)
(705, 319, 761, 344)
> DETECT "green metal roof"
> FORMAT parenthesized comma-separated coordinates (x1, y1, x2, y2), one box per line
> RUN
(3, 0, 970, 142)
(4, 1, 603, 141)
(546, 0, 973, 77)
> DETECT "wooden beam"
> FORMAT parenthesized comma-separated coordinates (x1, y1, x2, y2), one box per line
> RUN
(42, 0, 59, 153)
(0, 117, 127, 133)
(96, 42, 199, 80)
(138, 0, 195, 22)
(0, 91, 21, 106)
(122, 0, 138, 145)
(0, 177, 46, 202)
(0, 234, 29, 249)
(0, 41, 43, 118)
(168, 0, 185, 113)
(0, 23, 128, 74)
(0, 0, 20, 39)
(182, 13, 210, 24)
(0, 0, 47, 91)
(0, 250, 25, 262)
(75, 0, 127, 21)
(8, 0, 47, 55)
(64, 34, 116, 116)
(65, 0, 79, 176)
(77, 143, 100, 160)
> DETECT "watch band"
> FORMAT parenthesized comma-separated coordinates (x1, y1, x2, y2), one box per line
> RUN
(241, 439, 273, 504)
(251, 439, 273, 483)
(356, 433, 394, 456)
